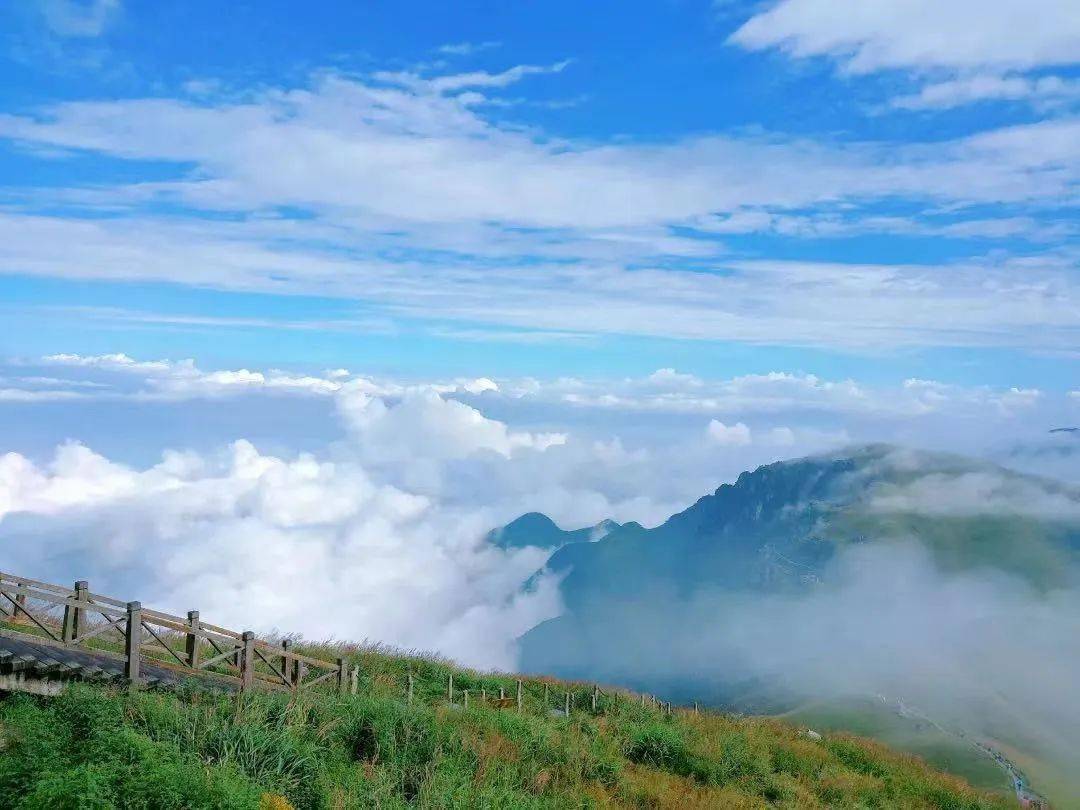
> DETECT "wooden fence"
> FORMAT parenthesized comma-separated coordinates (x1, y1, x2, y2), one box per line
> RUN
(0, 571, 350, 694)
(0, 570, 699, 718)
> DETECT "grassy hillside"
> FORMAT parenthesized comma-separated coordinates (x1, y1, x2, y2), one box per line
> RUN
(0, 643, 1015, 809)
(773, 699, 1014, 796)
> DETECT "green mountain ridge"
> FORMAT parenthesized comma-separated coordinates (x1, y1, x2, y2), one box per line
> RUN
(515, 444, 1080, 618)
(498, 443, 1080, 806)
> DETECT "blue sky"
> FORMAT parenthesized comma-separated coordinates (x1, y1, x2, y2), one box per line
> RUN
(0, 0, 1077, 391)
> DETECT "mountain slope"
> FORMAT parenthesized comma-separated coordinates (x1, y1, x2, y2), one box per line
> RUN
(534, 444, 1080, 620)
(506, 444, 1080, 806)
(0, 649, 1013, 809)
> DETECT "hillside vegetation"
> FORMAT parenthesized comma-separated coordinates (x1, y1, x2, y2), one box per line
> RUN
(0, 643, 1014, 809)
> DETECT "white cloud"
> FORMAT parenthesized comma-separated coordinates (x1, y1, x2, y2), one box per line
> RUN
(1, 213, 1076, 355)
(0, 69, 1078, 352)
(0, 407, 570, 669)
(0, 388, 87, 402)
(26, 354, 1075, 433)
(3, 74, 1079, 229)
(44, 352, 180, 374)
(890, 73, 1080, 110)
(0, 441, 141, 517)
(378, 60, 572, 94)
(41, 352, 347, 399)
(567, 540, 1080, 790)
(729, 0, 1080, 74)
(4, 349, 1080, 671)
(868, 469, 1080, 520)
(766, 426, 796, 446)
(337, 388, 565, 464)
(436, 41, 501, 57)
(7, 377, 842, 665)
(707, 419, 752, 446)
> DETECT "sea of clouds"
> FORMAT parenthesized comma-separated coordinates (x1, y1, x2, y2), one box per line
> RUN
(1, 352, 1078, 675)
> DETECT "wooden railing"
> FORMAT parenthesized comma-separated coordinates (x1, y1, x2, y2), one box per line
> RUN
(0, 570, 703, 718)
(0, 571, 351, 694)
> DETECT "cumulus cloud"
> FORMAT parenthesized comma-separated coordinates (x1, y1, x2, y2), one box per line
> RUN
(0, 381, 773, 666)
(10, 354, 1077, 478)
(337, 388, 566, 464)
(7, 356, 898, 671)
(0, 405, 569, 669)
(707, 419, 752, 446)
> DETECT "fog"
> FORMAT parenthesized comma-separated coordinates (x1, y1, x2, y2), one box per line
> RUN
(536, 539, 1080, 791)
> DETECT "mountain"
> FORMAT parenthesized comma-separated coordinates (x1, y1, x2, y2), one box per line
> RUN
(516, 444, 1079, 623)
(484, 511, 622, 550)
(503, 444, 1080, 805)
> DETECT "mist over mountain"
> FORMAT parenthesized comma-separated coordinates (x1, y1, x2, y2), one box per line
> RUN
(519, 444, 1079, 618)
(502, 444, 1080, 800)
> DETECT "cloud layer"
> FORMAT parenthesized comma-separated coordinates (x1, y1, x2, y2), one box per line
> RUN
(1, 61, 1078, 351)
(0, 390, 578, 670)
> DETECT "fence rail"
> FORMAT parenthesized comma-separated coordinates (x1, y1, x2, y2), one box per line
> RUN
(0, 571, 350, 694)
(1, 570, 704, 719)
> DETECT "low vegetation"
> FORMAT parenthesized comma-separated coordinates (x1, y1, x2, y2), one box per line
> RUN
(0, 642, 1014, 809)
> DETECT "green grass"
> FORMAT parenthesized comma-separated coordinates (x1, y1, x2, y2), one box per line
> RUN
(774, 699, 1014, 797)
(0, 645, 1016, 809)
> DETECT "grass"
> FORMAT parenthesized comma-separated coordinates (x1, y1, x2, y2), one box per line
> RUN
(774, 698, 1014, 796)
(0, 642, 1016, 809)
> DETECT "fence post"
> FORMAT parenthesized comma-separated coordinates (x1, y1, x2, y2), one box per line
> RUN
(124, 601, 142, 684)
(239, 631, 255, 691)
(278, 639, 293, 687)
(517, 680, 523, 713)
(186, 610, 201, 669)
(350, 664, 359, 695)
(407, 673, 414, 705)
(337, 658, 348, 693)
(463, 689, 470, 709)
(543, 683, 548, 706)
(448, 673, 453, 702)
(592, 684, 599, 713)
(564, 691, 571, 718)
(499, 686, 506, 700)
(694, 701, 699, 715)
(62, 580, 88, 643)
(13, 582, 26, 622)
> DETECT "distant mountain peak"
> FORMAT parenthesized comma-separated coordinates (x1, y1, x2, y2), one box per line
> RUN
(487, 511, 622, 551)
